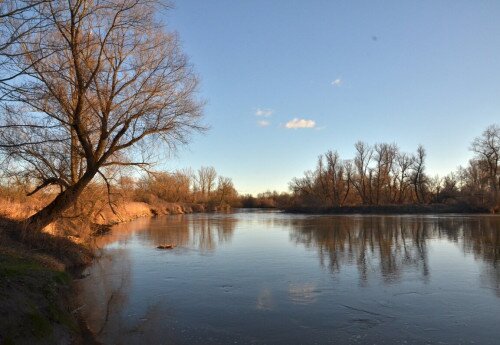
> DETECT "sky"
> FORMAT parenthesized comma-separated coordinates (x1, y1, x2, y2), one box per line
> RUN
(159, 0, 500, 195)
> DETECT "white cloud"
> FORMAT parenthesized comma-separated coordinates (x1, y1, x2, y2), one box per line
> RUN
(257, 120, 270, 127)
(255, 108, 273, 117)
(285, 118, 316, 129)
(331, 78, 342, 87)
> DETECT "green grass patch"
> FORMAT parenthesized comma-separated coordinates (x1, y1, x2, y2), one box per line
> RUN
(0, 255, 45, 278)
(28, 311, 53, 339)
(0, 252, 79, 343)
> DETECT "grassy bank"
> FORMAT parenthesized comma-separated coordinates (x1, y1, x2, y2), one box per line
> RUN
(284, 203, 492, 215)
(0, 219, 95, 344)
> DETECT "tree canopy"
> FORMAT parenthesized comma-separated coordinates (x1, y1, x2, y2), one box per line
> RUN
(0, 0, 204, 231)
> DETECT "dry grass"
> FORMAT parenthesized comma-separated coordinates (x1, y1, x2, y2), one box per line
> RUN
(0, 197, 46, 220)
(0, 216, 93, 270)
(92, 201, 153, 225)
(0, 184, 216, 250)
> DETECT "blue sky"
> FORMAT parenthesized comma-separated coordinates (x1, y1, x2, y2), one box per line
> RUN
(160, 0, 500, 195)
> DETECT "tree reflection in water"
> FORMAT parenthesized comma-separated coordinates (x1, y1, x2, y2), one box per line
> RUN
(77, 214, 238, 342)
(286, 216, 500, 293)
(77, 213, 500, 344)
(94, 214, 237, 253)
(76, 247, 132, 338)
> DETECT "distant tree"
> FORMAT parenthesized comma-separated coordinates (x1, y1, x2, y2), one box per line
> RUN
(394, 152, 414, 204)
(373, 143, 398, 204)
(428, 175, 442, 203)
(410, 145, 428, 204)
(195, 166, 217, 201)
(289, 170, 318, 206)
(286, 124, 499, 210)
(471, 125, 500, 205)
(443, 173, 460, 201)
(0, 0, 204, 232)
(458, 159, 490, 204)
(341, 160, 353, 205)
(216, 176, 237, 205)
(352, 141, 373, 204)
(149, 171, 192, 203)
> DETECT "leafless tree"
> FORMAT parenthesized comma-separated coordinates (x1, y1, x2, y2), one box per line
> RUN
(352, 141, 373, 204)
(471, 124, 500, 205)
(142, 170, 192, 203)
(0, 0, 204, 231)
(195, 166, 217, 201)
(286, 124, 499, 210)
(410, 145, 428, 204)
(0, 1, 51, 94)
(324, 151, 338, 206)
(324, 150, 350, 207)
(373, 143, 398, 204)
(289, 170, 317, 205)
(459, 159, 489, 198)
(341, 160, 353, 205)
(394, 152, 413, 203)
(216, 176, 236, 205)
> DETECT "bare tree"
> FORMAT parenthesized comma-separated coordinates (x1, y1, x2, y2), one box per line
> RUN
(143, 170, 192, 203)
(195, 166, 217, 201)
(395, 152, 413, 203)
(285, 124, 499, 210)
(410, 145, 428, 204)
(373, 143, 398, 204)
(316, 154, 331, 205)
(216, 176, 236, 205)
(324, 150, 350, 207)
(460, 159, 489, 197)
(471, 124, 500, 205)
(289, 170, 317, 205)
(352, 141, 373, 204)
(341, 160, 353, 205)
(0, 0, 51, 94)
(0, 0, 204, 231)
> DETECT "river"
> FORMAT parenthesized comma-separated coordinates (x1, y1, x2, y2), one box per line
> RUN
(76, 210, 500, 344)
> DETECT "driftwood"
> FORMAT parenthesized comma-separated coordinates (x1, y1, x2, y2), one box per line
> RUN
(157, 244, 175, 250)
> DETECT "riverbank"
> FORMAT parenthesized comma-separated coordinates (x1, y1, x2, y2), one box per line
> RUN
(0, 219, 94, 344)
(92, 201, 230, 227)
(284, 203, 493, 215)
(0, 200, 230, 344)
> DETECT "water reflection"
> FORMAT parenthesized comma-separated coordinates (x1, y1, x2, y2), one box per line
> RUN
(79, 214, 238, 341)
(77, 247, 132, 337)
(77, 213, 500, 344)
(285, 216, 500, 291)
(94, 214, 237, 252)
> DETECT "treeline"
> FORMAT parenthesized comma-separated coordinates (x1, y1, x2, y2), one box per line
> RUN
(288, 124, 500, 212)
(239, 191, 291, 208)
(0, 166, 239, 230)
(133, 166, 238, 206)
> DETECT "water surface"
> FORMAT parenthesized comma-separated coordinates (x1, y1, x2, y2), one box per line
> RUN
(77, 211, 500, 344)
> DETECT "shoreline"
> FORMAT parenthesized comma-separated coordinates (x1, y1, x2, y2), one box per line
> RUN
(282, 204, 494, 215)
(0, 220, 94, 344)
(0, 201, 230, 344)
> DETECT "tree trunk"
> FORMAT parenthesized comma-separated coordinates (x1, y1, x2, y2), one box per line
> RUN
(25, 170, 97, 233)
